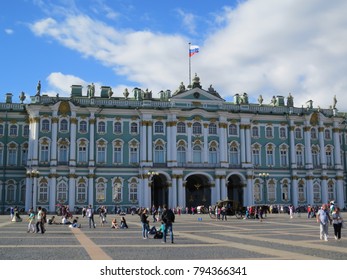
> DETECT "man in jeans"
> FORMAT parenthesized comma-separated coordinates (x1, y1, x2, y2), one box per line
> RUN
(86, 205, 96, 228)
(161, 204, 175, 244)
(317, 204, 332, 241)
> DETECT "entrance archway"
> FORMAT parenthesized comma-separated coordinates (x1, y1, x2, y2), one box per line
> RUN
(226, 175, 244, 209)
(185, 174, 211, 208)
(151, 174, 168, 208)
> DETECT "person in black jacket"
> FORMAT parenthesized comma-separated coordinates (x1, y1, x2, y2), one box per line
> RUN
(161, 204, 175, 243)
(140, 209, 149, 239)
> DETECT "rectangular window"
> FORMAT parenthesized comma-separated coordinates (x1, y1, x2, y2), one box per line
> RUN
(97, 146, 106, 164)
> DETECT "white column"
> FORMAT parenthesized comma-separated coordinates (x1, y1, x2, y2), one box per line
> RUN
(306, 173, 313, 205)
(291, 177, 298, 208)
(143, 177, 150, 208)
(289, 122, 296, 168)
(171, 121, 177, 166)
(68, 174, 76, 210)
(203, 123, 208, 163)
(25, 177, 32, 211)
(178, 176, 185, 208)
(336, 172, 344, 208)
(240, 124, 246, 164)
(321, 173, 328, 204)
(221, 176, 227, 200)
(187, 123, 192, 163)
(140, 121, 147, 164)
(88, 173, 94, 206)
(213, 176, 220, 204)
(167, 121, 172, 165)
(219, 122, 228, 167)
(148, 122, 153, 164)
(171, 176, 177, 208)
(89, 116, 95, 166)
(245, 125, 252, 164)
(245, 176, 253, 206)
(333, 122, 342, 168)
(32, 176, 38, 210)
(32, 117, 40, 166)
(318, 124, 327, 168)
(49, 175, 57, 213)
(304, 124, 313, 168)
(69, 114, 77, 166)
(51, 115, 58, 165)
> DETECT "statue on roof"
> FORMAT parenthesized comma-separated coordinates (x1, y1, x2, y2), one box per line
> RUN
(333, 95, 337, 109)
(36, 80, 41, 96)
(87, 83, 95, 98)
(258, 94, 263, 105)
(287, 93, 294, 107)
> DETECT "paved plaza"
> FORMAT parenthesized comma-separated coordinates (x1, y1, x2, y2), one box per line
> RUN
(0, 212, 346, 260)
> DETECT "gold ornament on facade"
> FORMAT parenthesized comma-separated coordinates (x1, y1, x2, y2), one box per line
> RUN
(58, 101, 71, 115)
(70, 118, 78, 124)
(310, 112, 319, 126)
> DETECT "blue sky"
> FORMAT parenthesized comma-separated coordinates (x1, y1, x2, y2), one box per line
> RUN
(1, 0, 347, 111)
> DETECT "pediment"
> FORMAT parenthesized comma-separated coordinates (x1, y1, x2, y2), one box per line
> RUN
(171, 88, 224, 102)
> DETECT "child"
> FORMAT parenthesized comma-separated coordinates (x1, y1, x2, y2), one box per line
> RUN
(154, 222, 165, 239)
(27, 209, 36, 233)
(111, 218, 119, 229)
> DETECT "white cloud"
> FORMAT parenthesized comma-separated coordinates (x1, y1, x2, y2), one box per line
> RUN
(4, 28, 14, 34)
(31, 0, 347, 111)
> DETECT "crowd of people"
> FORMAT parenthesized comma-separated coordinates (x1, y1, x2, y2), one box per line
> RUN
(8, 200, 344, 243)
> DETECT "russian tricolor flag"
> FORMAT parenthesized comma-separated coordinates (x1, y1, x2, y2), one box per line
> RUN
(189, 45, 199, 57)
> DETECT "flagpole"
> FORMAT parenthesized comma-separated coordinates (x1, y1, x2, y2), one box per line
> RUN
(188, 42, 191, 88)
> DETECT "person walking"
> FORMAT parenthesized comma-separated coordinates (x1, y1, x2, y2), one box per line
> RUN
(27, 208, 36, 233)
(86, 205, 96, 228)
(317, 204, 332, 241)
(161, 204, 175, 244)
(36, 206, 45, 234)
(332, 207, 343, 241)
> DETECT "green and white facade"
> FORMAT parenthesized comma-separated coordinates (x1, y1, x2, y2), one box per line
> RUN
(1, 75, 346, 213)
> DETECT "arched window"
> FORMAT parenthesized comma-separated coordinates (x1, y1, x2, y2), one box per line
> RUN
(252, 126, 259, 138)
(112, 180, 122, 203)
(313, 184, 321, 203)
(295, 127, 302, 139)
(154, 121, 164, 133)
(57, 182, 68, 203)
(114, 122, 122, 134)
(229, 124, 238, 136)
(79, 120, 87, 133)
(193, 145, 202, 163)
(38, 181, 48, 203)
(266, 126, 273, 138)
(96, 181, 106, 203)
(229, 142, 239, 165)
(253, 181, 261, 202)
(279, 127, 287, 138)
(177, 145, 186, 164)
(177, 122, 186, 134)
(98, 121, 106, 133)
(58, 145, 68, 164)
(281, 181, 289, 202)
(208, 123, 217, 135)
(192, 122, 202, 134)
(311, 128, 317, 139)
(130, 122, 138, 134)
(208, 146, 217, 164)
(6, 183, 15, 203)
(76, 181, 87, 203)
(9, 125, 18, 136)
(327, 181, 335, 201)
(60, 119, 68, 132)
(42, 119, 50, 132)
(129, 179, 138, 203)
(298, 181, 306, 203)
(154, 144, 165, 163)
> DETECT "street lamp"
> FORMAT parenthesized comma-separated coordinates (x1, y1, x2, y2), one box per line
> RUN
(259, 173, 269, 204)
(27, 169, 39, 209)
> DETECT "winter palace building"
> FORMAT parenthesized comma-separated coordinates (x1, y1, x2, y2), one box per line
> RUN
(0, 75, 346, 213)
